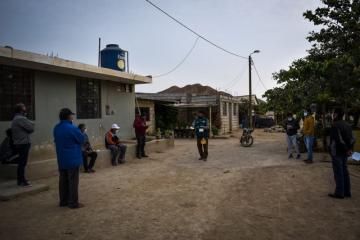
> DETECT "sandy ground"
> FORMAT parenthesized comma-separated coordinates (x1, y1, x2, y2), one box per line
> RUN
(0, 130, 359, 240)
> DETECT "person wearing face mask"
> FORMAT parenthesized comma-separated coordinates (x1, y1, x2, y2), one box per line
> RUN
(11, 103, 34, 187)
(303, 109, 315, 163)
(78, 124, 97, 173)
(105, 124, 127, 166)
(284, 112, 300, 159)
(54, 108, 85, 209)
(328, 107, 355, 199)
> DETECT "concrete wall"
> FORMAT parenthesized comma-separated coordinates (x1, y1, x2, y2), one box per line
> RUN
(0, 70, 135, 161)
(219, 97, 240, 134)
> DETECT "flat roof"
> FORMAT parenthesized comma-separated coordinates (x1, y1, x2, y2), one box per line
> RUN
(0, 46, 152, 84)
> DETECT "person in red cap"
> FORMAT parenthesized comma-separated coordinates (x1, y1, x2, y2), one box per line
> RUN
(105, 124, 127, 166)
(133, 113, 149, 159)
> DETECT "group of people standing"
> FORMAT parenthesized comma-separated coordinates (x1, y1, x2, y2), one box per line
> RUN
(285, 107, 355, 199)
(3, 103, 150, 209)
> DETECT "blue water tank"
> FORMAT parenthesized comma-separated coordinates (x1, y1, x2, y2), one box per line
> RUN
(100, 44, 126, 72)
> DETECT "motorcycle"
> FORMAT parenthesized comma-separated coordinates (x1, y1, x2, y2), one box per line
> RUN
(240, 128, 254, 147)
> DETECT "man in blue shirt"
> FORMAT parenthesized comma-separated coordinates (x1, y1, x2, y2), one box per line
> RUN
(193, 111, 209, 161)
(53, 108, 85, 209)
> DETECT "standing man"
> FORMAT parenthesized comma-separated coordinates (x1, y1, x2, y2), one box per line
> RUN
(328, 107, 355, 199)
(105, 124, 127, 166)
(303, 109, 315, 164)
(11, 103, 34, 187)
(133, 113, 149, 159)
(54, 108, 85, 209)
(285, 112, 300, 159)
(193, 111, 209, 161)
(78, 124, 97, 173)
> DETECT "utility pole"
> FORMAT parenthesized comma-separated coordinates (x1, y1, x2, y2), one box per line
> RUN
(248, 50, 260, 129)
(248, 55, 252, 129)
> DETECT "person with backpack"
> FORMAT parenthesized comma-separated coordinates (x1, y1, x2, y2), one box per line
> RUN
(11, 103, 34, 187)
(328, 107, 356, 199)
(105, 124, 127, 166)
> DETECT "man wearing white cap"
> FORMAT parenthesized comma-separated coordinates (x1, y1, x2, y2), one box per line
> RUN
(105, 124, 127, 166)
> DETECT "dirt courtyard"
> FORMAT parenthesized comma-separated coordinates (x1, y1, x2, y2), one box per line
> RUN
(0, 130, 359, 240)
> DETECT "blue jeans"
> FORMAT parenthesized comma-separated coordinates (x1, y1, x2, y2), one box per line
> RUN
(304, 136, 314, 160)
(331, 155, 351, 196)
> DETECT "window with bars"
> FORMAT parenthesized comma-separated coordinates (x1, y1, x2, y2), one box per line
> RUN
(0, 65, 35, 121)
(76, 78, 101, 119)
(222, 102, 227, 116)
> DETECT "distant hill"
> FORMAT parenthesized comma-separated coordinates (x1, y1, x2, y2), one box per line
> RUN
(159, 84, 221, 95)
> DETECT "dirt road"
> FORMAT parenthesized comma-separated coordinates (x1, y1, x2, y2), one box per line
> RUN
(0, 131, 359, 240)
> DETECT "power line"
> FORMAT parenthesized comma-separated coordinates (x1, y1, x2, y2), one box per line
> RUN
(252, 60, 268, 91)
(152, 36, 200, 78)
(222, 63, 247, 89)
(145, 0, 247, 59)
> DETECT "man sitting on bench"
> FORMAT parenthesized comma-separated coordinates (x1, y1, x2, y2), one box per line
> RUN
(105, 124, 127, 166)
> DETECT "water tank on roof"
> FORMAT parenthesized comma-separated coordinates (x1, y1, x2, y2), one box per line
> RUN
(100, 44, 128, 72)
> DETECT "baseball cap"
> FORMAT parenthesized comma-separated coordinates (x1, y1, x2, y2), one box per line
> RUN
(111, 123, 120, 129)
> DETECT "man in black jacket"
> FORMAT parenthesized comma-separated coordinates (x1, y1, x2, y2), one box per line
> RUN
(284, 112, 300, 159)
(328, 107, 355, 199)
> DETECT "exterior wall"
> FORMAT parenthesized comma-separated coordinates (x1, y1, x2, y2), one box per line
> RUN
(136, 99, 156, 135)
(0, 70, 135, 161)
(219, 96, 240, 134)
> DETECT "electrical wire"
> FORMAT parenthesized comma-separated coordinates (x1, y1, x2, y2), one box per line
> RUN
(222, 63, 248, 90)
(145, 0, 247, 60)
(252, 60, 268, 91)
(152, 36, 200, 78)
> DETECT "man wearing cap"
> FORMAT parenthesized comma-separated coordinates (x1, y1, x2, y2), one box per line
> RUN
(53, 108, 85, 209)
(105, 124, 127, 166)
(193, 111, 210, 161)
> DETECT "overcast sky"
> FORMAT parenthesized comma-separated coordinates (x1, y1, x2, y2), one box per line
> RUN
(0, 0, 321, 98)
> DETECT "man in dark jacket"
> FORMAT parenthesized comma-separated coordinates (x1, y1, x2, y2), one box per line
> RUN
(193, 111, 209, 161)
(11, 103, 34, 187)
(284, 112, 300, 159)
(78, 124, 97, 173)
(328, 107, 355, 199)
(54, 108, 85, 208)
(133, 113, 149, 159)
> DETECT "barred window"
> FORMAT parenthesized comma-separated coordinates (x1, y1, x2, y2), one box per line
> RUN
(76, 78, 101, 119)
(222, 102, 227, 116)
(0, 65, 35, 121)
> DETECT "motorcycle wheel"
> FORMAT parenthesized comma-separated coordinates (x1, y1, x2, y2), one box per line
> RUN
(240, 136, 254, 147)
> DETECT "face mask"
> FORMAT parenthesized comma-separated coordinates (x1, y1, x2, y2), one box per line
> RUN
(304, 112, 308, 117)
(84, 128, 88, 133)
(288, 117, 292, 121)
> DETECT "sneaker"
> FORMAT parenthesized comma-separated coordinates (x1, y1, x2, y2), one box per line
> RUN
(18, 181, 32, 187)
(288, 154, 294, 159)
(88, 169, 96, 173)
(328, 193, 344, 199)
(141, 154, 149, 158)
(69, 203, 85, 209)
(198, 157, 203, 160)
(304, 159, 313, 164)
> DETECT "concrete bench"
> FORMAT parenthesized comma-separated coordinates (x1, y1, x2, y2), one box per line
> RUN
(0, 138, 174, 180)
